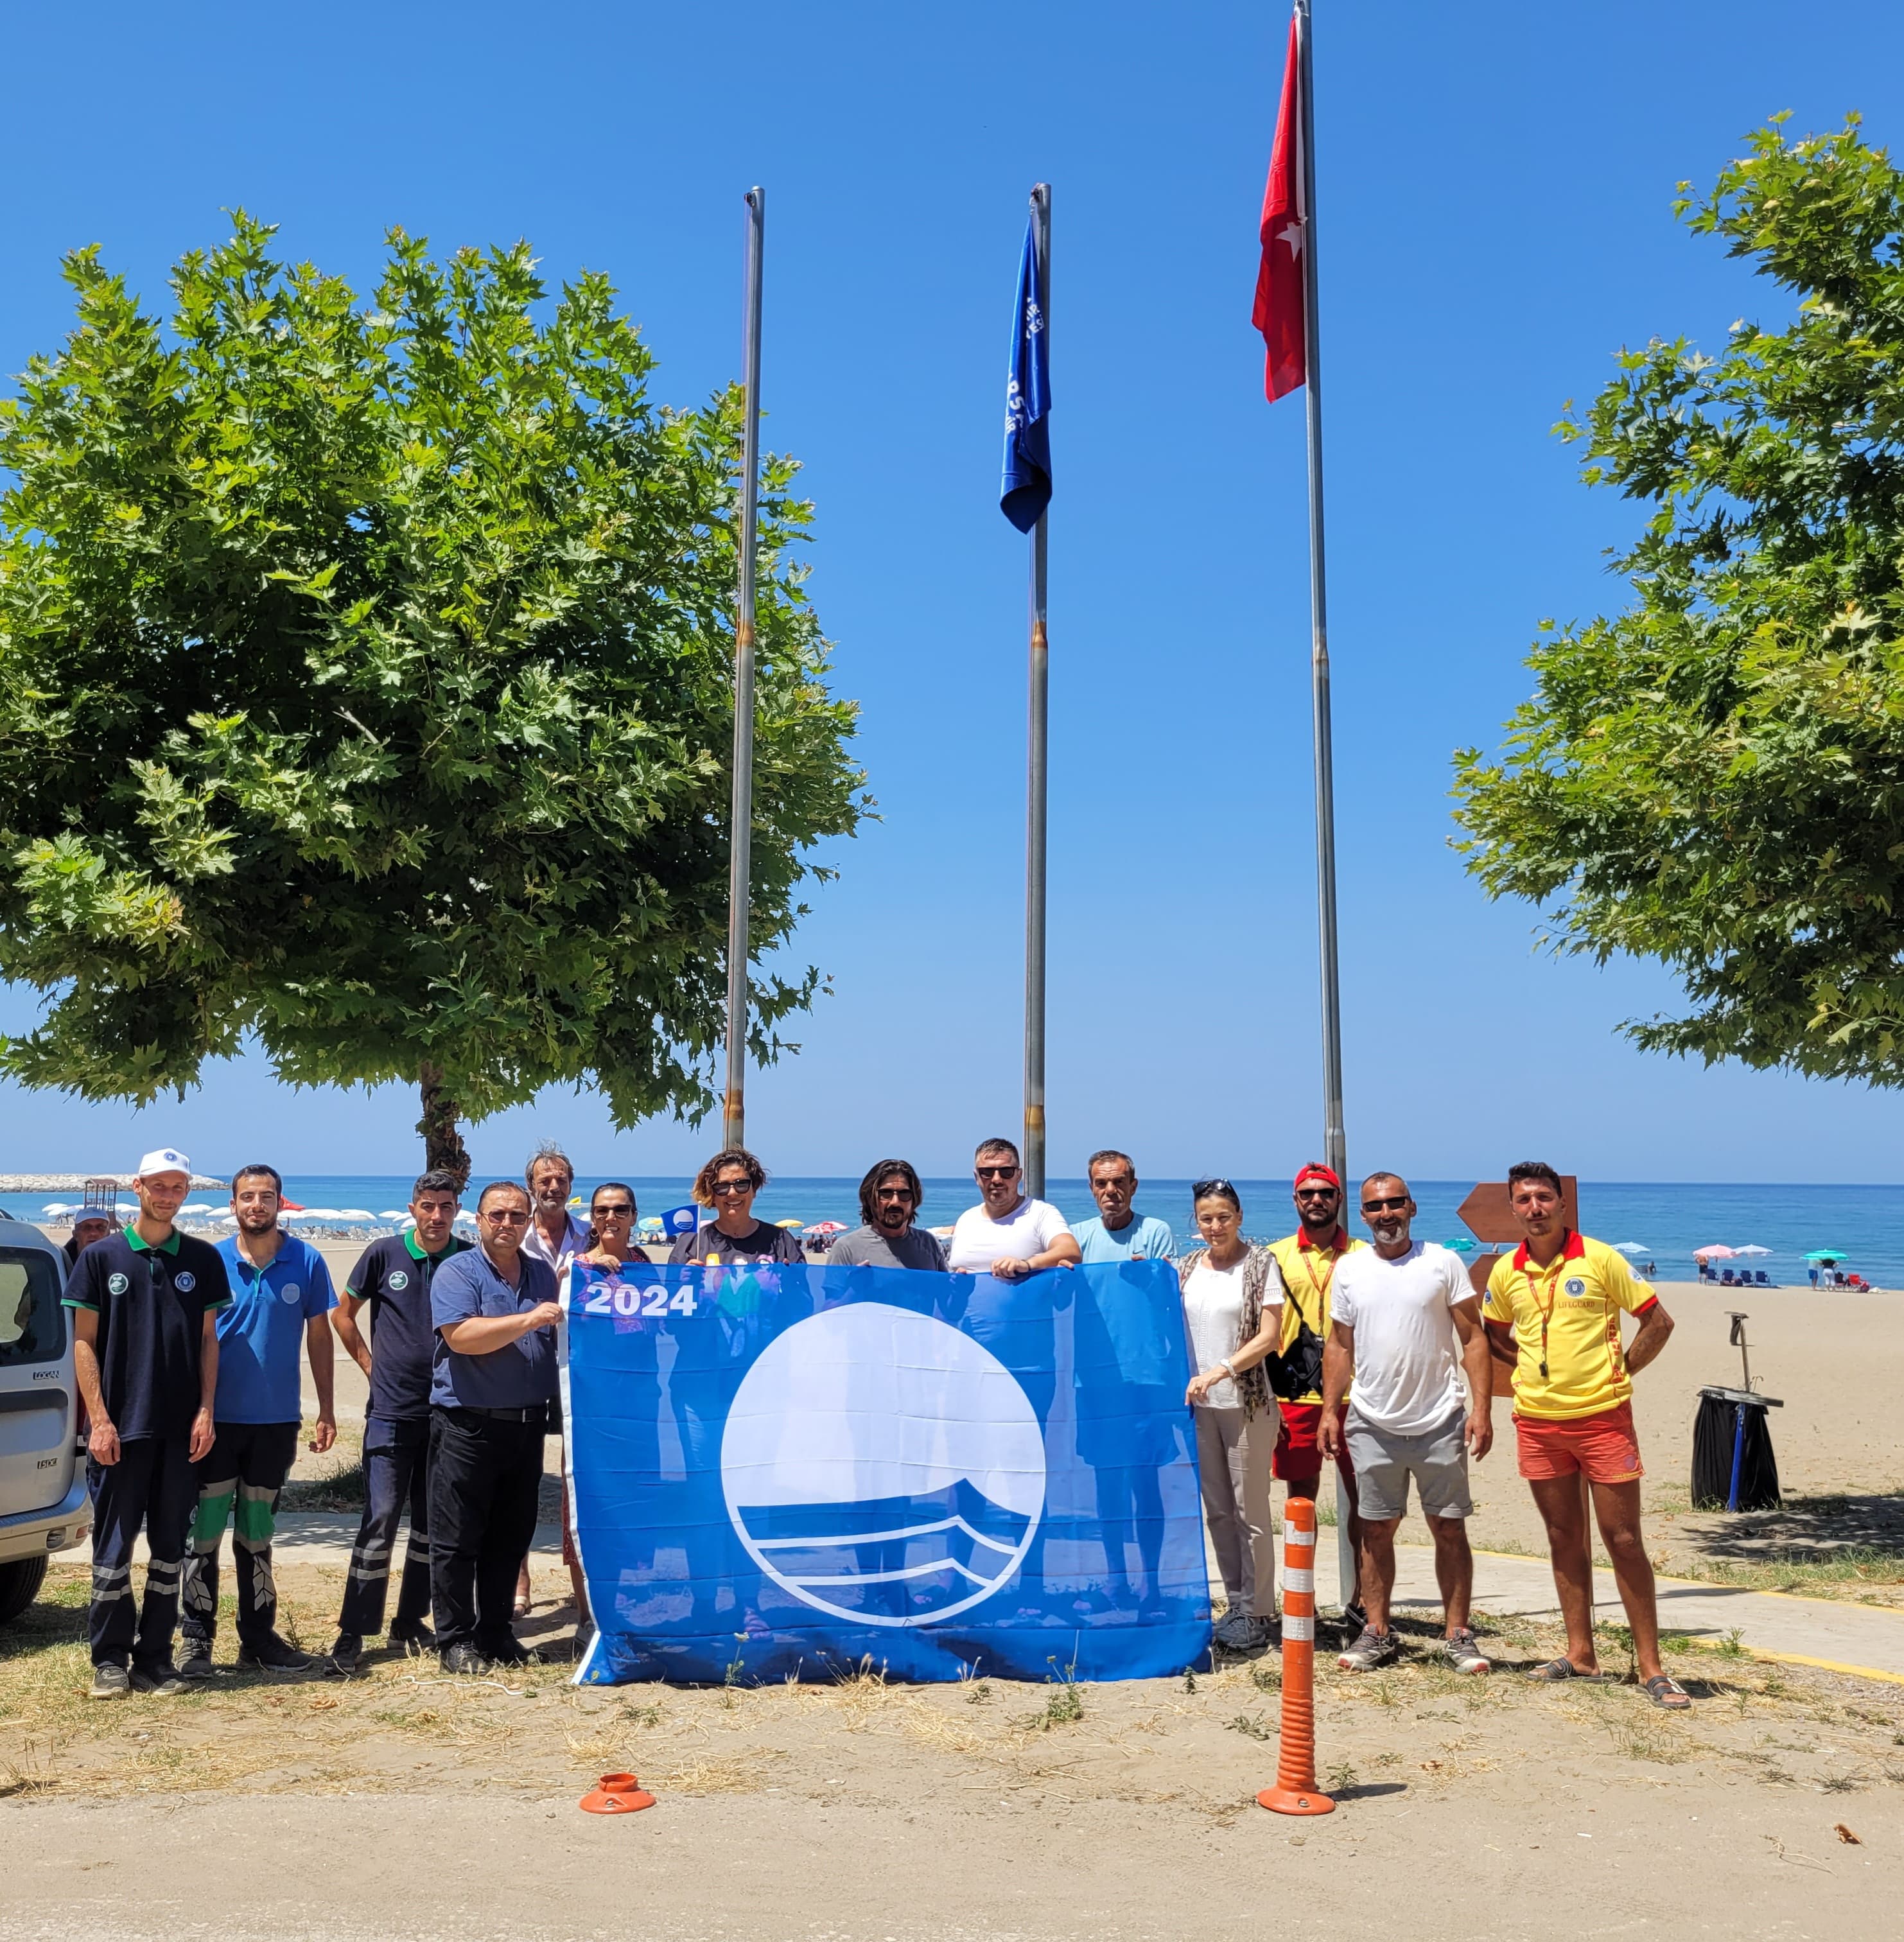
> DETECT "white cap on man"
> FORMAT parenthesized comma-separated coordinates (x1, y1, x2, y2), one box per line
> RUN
(135, 1147, 191, 1178)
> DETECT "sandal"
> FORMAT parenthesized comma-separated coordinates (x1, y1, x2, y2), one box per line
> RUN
(1643, 1674, 1691, 1711)
(1525, 1657, 1613, 1683)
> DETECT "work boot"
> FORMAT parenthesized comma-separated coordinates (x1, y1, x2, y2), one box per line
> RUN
(326, 1633, 363, 1676)
(177, 1642, 216, 1680)
(441, 1643, 489, 1676)
(237, 1634, 312, 1672)
(387, 1620, 435, 1655)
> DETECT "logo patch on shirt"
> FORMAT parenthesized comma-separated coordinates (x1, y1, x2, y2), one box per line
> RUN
(279, 1282, 301, 1305)
(107, 1272, 129, 1295)
(1564, 1277, 1587, 1297)
(389, 1271, 409, 1290)
(175, 1271, 197, 1293)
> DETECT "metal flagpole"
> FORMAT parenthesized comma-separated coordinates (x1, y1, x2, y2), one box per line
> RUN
(1024, 182, 1052, 1201)
(723, 185, 765, 1154)
(1293, 1, 1356, 1612)
(1295, 2, 1344, 1186)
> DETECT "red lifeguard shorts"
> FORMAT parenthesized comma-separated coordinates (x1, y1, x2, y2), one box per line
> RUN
(1513, 1401, 1644, 1485)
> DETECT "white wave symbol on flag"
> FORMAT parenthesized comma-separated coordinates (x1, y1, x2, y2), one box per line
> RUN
(721, 1302, 1046, 1628)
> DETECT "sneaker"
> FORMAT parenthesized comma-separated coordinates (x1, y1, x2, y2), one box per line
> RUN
(1340, 1599, 1368, 1644)
(177, 1644, 216, 1680)
(129, 1662, 186, 1695)
(486, 1641, 546, 1668)
(1336, 1625, 1400, 1672)
(326, 1633, 363, 1676)
(1214, 1613, 1268, 1650)
(388, 1620, 435, 1654)
(90, 1663, 130, 1701)
(1442, 1627, 1491, 1674)
(237, 1634, 312, 1672)
(441, 1643, 490, 1676)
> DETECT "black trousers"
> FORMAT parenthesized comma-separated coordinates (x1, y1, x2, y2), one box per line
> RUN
(180, 1419, 299, 1652)
(87, 1437, 196, 1671)
(428, 1406, 545, 1656)
(336, 1414, 433, 1639)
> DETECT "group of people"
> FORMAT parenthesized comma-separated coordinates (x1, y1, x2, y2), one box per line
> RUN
(64, 1137, 1691, 1711)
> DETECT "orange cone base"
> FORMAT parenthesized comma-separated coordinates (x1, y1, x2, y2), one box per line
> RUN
(1257, 1785, 1336, 1817)
(580, 1787, 656, 1814)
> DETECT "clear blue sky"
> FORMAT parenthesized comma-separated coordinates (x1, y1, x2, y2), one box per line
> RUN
(2, 0, 1898, 1184)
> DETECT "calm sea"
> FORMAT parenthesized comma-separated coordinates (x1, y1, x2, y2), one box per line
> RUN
(8, 1175, 1899, 1287)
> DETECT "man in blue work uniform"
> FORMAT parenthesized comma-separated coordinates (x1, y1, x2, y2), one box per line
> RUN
(327, 1169, 467, 1673)
(429, 1180, 560, 1674)
(64, 1148, 230, 1699)
(180, 1162, 336, 1676)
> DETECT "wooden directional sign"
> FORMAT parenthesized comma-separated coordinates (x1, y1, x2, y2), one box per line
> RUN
(1457, 1176, 1578, 1297)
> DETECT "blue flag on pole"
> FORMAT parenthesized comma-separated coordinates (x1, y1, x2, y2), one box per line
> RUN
(564, 1259, 1209, 1685)
(999, 214, 1051, 532)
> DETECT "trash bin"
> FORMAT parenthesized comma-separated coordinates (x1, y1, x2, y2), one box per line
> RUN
(1691, 1387, 1781, 1512)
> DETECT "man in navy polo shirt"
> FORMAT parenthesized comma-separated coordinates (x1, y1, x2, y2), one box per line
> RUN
(428, 1180, 560, 1674)
(64, 1148, 231, 1700)
(179, 1163, 336, 1677)
(326, 1168, 467, 1673)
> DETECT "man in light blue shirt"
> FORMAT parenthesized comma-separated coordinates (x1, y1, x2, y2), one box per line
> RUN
(180, 1164, 336, 1677)
(1072, 1150, 1178, 1264)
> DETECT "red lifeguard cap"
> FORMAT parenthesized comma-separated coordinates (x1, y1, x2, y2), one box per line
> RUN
(1292, 1164, 1341, 1191)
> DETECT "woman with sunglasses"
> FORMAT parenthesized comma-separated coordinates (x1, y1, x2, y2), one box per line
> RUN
(666, 1150, 804, 1265)
(1180, 1178, 1289, 1651)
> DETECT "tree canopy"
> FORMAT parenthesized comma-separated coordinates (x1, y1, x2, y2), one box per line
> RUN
(1453, 116, 1904, 1087)
(0, 215, 865, 1178)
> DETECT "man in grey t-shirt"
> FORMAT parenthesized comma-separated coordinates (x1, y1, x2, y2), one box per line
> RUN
(827, 1159, 947, 1271)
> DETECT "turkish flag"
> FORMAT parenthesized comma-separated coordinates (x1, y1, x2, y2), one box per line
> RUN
(1252, 13, 1306, 401)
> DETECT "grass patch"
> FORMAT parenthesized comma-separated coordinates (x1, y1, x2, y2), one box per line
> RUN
(1686, 1545, 1904, 1596)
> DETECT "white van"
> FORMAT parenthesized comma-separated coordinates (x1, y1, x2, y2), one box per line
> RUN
(0, 1216, 90, 1623)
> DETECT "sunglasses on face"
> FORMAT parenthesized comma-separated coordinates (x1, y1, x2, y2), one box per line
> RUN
(482, 1209, 530, 1225)
(875, 1187, 916, 1202)
(711, 1180, 752, 1197)
(975, 1165, 1018, 1180)
(593, 1203, 636, 1219)
(1295, 1187, 1338, 1202)
(1362, 1196, 1410, 1213)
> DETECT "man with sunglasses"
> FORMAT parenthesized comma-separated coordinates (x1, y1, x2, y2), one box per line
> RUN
(426, 1181, 561, 1674)
(667, 1149, 804, 1266)
(947, 1138, 1081, 1279)
(1267, 1162, 1366, 1633)
(830, 1160, 946, 1270)
(1320, 1173, 1494, 1674)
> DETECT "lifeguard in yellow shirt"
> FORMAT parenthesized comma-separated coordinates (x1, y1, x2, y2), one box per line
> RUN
(1483, 1160, 1688, 1710)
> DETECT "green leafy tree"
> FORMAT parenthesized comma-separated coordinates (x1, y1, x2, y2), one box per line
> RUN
(0, 215, 864, 1182)
(1453, 116, 1904, 1085)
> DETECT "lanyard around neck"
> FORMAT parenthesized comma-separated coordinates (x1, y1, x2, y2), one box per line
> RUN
(1523, 1236, 1573, 1379)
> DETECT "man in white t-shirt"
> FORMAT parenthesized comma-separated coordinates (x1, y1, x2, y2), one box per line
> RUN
(946, 1138, 1081, 1279)
(1320, 1171, 1494, 1675)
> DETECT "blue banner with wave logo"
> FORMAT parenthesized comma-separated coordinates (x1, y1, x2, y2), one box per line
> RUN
(563, 1259, 1210, 1684)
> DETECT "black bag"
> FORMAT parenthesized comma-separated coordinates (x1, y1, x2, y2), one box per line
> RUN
(1266, 1283, 1324, 1403)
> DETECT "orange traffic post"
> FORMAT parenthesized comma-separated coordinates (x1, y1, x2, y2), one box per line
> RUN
(1257, 1494, 1335, 1817)
(579, 1771, 656, 1815)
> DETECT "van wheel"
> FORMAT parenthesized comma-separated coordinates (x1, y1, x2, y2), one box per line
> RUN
(0, 1555, 49, 1625)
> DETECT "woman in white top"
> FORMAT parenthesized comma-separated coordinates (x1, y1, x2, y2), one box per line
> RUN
(1180, 1178, 1289, 1651)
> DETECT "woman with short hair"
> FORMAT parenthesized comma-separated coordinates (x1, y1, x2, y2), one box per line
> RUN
(667, 1149, 803, 1266)
(1180, 1179, 1289, 1651)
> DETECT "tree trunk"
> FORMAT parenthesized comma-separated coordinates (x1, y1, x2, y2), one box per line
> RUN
(416, 1062, 471, 1193)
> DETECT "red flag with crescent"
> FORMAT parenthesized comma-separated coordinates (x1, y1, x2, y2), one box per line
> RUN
(1252, 13, 1306, 401)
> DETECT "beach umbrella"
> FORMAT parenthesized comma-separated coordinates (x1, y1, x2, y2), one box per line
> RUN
(40, 1202, 76, 1216)
(378, 1209, 408, 1221)
(1611, 1242, 1650, 1254)
(776, 1218, 805, 1229)
(1442, 1237, 1476, 1252)
(636, 1216, 663, 1234)
(333, 1209, 375, 1222)
(1804, 1248, 1846, 1263)
(1692, 1245, 1737, 1260)
(807, 1220, 847, 1236)
(1733, 1245, 1772, 1257)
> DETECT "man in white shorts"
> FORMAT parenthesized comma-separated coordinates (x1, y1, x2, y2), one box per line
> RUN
(1319, 1171, 1494, 1674)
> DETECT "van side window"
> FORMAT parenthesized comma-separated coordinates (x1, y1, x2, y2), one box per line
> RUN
(0, 1254, 62, 1366)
